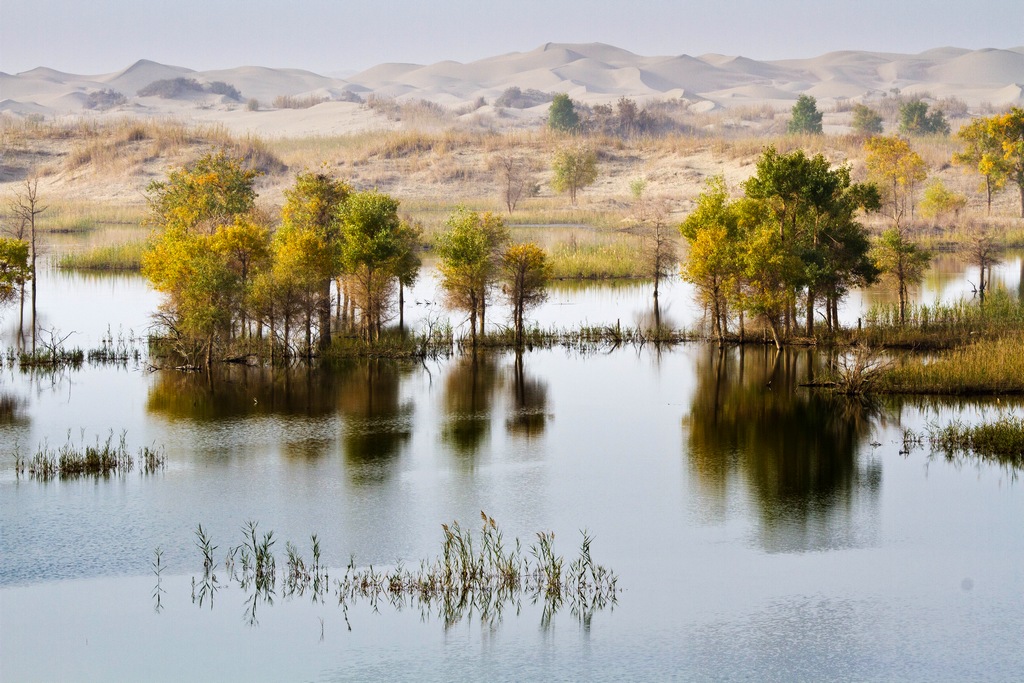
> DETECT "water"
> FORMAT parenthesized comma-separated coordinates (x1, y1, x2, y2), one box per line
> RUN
(1, 256, 1023, 681)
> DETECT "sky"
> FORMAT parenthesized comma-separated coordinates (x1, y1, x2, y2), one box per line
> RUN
(1, 0, 1021, 76)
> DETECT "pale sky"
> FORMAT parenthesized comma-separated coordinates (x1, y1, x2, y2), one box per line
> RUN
(1, 0, 1021, 76)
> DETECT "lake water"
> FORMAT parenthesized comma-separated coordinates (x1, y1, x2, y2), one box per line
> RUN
(1, 253, 1023, 681)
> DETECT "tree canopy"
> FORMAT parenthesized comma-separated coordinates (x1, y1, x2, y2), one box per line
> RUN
(547, 94, 579, 133)
(787, 95, 823, 135)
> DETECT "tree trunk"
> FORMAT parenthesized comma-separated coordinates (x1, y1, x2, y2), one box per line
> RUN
(317, 280, 331, 353)
(398, 281, 405, 331)
(805, 288, 815, 337)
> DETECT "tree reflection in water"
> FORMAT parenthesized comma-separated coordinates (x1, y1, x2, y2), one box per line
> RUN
(441, 353, 499, 458)
(337, 360, 414, 483)
(506, 352, 549, 439)
(684, 345, 883, 552)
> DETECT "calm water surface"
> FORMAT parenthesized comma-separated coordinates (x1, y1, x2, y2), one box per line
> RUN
(1, 256, 1023, 682)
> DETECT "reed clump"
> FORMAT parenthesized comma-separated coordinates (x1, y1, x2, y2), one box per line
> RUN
(56, 241, 146, 271)
(192, 512, 618, 630)
(859, 290, 1024, 348)
(877, 336, 1024, 395)
(927, 416, 1024, 466)
(14, 430, 166, 481)
(548, 238, 646, 279)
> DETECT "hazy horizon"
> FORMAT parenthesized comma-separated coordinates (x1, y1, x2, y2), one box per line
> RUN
(2, 0, 1022, 76)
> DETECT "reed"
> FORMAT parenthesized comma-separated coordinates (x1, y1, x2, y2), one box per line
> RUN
(877, 336, 1024, 395)
(15, 430, 166, 481)
(56, 242, 145, 271)
(548, 238, 646, 279)
(926, 415, 1024, 467)
(188, 512, 617, 630)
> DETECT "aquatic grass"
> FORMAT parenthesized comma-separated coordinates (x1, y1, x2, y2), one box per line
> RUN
(189, 512, 617, 630)
(859, 290, 1024, 348)
(877, 336, 1024, 395)
(87, 327, 145, 364)
(548, 238, 646, 279)
(14, 430, 166, 481)
(56, 242, 146, 271)
(927, 416, 1024, 467)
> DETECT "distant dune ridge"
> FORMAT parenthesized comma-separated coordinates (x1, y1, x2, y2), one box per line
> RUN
(2, 42, 1023, 128)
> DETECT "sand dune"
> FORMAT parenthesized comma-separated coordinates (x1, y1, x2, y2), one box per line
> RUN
(2, 42, 1022, 131)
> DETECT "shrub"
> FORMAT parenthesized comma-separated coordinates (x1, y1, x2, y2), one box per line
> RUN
(84, 89, 127, 110)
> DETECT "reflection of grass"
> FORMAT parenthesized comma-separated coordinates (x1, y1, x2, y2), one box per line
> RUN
(56, 241, 145, 271)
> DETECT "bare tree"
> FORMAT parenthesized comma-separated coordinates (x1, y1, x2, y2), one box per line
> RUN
(492, 150, 536, 215)
(960, 224, 1002, 304)
(630, 182, 677, 314)
(9, 178, 46, 351)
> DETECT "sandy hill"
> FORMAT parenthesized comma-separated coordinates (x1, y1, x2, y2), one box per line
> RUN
(2, 42, 1023, 127)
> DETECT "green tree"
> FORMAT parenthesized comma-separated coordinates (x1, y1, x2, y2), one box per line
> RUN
(787, 94, 823, 135)
(146, 151, 259, 234)
(872, 227, 931, 325)
(899, 99, 949, 136)
(435, 208, 510, 346)
(851, 103, 884, 136)
(680, 177, 743, 343)
(142, 153, 262, 367)
(988, 107, 1024, 218)
(501, 242, 549, 347)
(337, 191, 409, 341)
(551, 145, 598, 205)
(953, 117, 1008, 215)
(919, 180, 967, 223)
(547, 93, 579, 132)
(280, 171, 351, 350)
(864, 135, 928, 227)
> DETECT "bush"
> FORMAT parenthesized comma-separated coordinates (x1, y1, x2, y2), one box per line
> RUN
(494, 87, 554, 109)
(207, 81, 242, 101)
(84, 89, 127, 110)
(138, 78, 242, 101)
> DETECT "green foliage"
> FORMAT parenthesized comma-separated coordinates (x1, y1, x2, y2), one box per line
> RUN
(864, 135, 928, 228)
(953, 117, 1008, 214)
(787, 94, 823, 135)
(987, 107, 1024, 218)
(435, 207, 510, 344)
(547, 93, 579, 132)
(146, 151, 260, 234)
(898, 99, 949, 136)
(0, 237, 31, 307)
(850, 103, 883, 136)
(501, 242, 550, 346)
(551, 145, 598, 205)
(919, 180, 967, 221)
(872, 227, 931, 325)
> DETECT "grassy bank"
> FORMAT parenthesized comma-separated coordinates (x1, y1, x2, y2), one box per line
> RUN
(877, 336, 1024, 395)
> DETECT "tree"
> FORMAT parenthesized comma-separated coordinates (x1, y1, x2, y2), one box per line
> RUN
(680, 177, 743, 344)
(919, 180, 967, 223)
(864, 135, 928, 227)
(787, 94, 823, 135)
(631, 181, 677, 307)
(959, 225, 1001, 304)
(953, 117, 1008, 215)
(988, 107, 1024, 218)
(501, 242, 549, 347)
(492, 150, 536, 215)
(551, 145, 598, 206)
(872, 227, 931, 325)
(142, 152, 262, 367)
(8, 178, 46, 350)
(280, 171, 351, 351)
(899, 99, 949, 136)
(146, 151, 259, 234)
(337, 191, 408, 341)
(435, 208, 510, 346)
(547, 93, 579, 133)
(851, 103, 884, 136)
